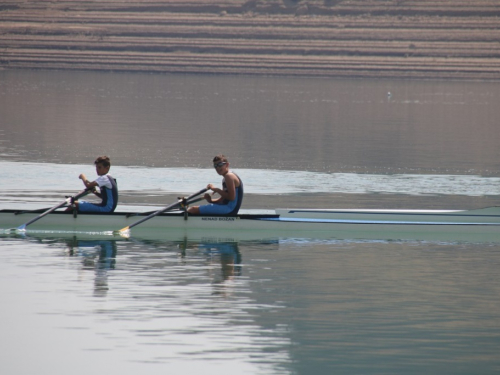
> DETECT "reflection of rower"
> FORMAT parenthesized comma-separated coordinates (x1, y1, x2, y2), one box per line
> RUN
(199, 242, 242, 280)
(75, 240, 117, 268)
(177, 238, 242, 281)
(66, 238, 117, 297)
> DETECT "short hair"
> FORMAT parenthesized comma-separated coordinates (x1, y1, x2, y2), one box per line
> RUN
(213, 154, 228, 163)
(94, 155, 111, 168)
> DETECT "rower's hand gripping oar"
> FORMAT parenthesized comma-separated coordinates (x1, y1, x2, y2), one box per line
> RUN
(115, 187, 208, 236)
(15, 188, 92, 232)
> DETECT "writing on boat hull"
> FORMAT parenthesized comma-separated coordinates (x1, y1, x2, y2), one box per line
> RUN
(201, 217, 237, 222)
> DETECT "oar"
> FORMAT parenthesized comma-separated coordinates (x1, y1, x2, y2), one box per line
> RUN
(125, 196, 204, 218)
(15, 207, 53, 215)
(115, 187, 208, 236)
(15, 188, 92, 232)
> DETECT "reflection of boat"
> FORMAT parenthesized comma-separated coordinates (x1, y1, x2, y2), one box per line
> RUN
(1, 207, 499, 243)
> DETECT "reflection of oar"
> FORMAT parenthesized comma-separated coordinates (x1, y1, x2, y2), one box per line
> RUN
(15, 188, 92, 232)
(116, 188, 208, 236)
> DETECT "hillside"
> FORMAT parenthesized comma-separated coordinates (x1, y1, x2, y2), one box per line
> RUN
(1, 0, 500, 79)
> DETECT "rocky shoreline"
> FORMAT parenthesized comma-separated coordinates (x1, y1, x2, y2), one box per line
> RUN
(1, 0, 500, 80)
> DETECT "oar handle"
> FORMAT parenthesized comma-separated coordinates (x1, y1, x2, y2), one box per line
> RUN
(71, 188, 94, 202)
(182, 187, 209, 203)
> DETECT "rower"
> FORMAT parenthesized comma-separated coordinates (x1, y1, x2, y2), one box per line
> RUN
(187, 154, 243, 215)
(67, 155, 118, 213)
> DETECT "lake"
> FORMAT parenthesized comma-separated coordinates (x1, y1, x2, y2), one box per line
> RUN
(1, 69, 499, 374)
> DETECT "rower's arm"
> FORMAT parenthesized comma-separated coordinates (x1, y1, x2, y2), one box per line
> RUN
(79, 173, 99, 191)
(211, 174, 237, 202)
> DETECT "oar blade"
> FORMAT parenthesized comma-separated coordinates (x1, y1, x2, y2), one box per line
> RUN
(4, 226, 24, 234)
(118, 230, 131, 238)
(113, 226, 130, 237)
(16, 224, 27, 232)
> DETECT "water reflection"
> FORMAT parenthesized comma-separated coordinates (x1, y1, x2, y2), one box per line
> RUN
(1, 70, 500, 175)
(62, 236, 244, 298)
(183, 240, 242, 279)
(0, 232, 290, 371)
(64, 238, 117, 297)
(2, 231, 500, 373)
(16, 232, 251, 296)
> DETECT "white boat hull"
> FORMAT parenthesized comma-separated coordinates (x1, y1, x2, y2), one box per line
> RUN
(1, 207, 499, 243)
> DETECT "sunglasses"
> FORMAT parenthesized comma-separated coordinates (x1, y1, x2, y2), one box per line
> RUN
(213, 161, 227, 168)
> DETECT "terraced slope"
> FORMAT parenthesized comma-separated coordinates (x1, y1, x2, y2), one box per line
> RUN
(1, 0, 499, 79)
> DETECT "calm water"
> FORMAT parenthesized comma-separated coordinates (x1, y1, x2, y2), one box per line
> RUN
(1, 69, 500, 374)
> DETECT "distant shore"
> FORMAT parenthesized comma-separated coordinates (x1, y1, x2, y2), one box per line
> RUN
(1, 0, 500, 80)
